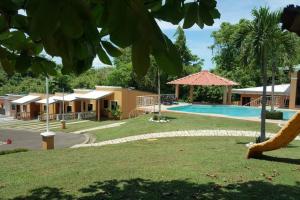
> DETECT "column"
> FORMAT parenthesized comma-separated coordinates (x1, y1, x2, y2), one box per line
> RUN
(175, 84, 179, 99)
(289, 71, 297, 109)
(189, 85, 194, 102)
(97, 99, 101, 121)
(223, 86, 228, 105)
(227, 86, 232, 105)
(80, 101, 84, 112)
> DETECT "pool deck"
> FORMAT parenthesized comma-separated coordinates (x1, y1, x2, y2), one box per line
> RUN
(141, 103, 294, 125)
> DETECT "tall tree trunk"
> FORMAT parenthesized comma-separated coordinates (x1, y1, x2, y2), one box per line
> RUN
(260, 47, 267, 142)
(271, 62, 275, 112)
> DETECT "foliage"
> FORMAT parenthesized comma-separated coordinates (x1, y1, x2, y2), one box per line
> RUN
(0, 66, 112, 96)
(265, 110, 283, 120)
(193, 86, 223, 103)
(108, 105, 122, 120)
(174, 26, 203, 68)
(0, 0, 220, 77)
(107, 27, 202, 98)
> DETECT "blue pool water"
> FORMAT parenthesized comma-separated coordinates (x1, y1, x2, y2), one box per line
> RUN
(167, 105, 296, 120)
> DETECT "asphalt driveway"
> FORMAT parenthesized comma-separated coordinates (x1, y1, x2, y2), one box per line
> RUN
(0, 129, 86, 151)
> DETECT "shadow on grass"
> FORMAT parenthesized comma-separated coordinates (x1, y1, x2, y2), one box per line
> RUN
(11, 179, 300, 200)
(255, 154, 300, 165)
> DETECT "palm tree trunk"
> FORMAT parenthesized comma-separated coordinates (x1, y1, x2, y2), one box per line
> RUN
(260, 47, 267, 142)
(271, 62, 275, 112)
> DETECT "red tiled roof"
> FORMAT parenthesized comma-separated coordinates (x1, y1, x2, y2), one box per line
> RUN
(167, 70, 239, 86)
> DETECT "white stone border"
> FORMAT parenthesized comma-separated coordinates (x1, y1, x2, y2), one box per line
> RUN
(71, 129, 300, 148)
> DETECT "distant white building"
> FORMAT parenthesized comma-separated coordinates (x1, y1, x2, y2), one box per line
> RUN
(232, 84, 290, 107)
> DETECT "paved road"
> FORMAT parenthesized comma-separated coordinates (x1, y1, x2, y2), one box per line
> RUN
(0, 129, 86, 151)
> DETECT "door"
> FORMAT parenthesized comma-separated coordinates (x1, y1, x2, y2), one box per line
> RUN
(242, 97, 251, 106)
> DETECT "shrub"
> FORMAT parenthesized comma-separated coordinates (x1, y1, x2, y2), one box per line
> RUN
(109, 105, 122, 120)
(0, 148, 28, 155)
(266, 110, 283, 120)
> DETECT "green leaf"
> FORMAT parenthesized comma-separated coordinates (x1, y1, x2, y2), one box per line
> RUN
(11, 14, 28, 31)
(0, 15, 8, 32)
(132, 40, 150, 77)
(152, 35, 182, 75)
(0, 0, 19, 14)
(31, 57, 57, 76)
(202, 0, 217, 9)
(152, 0, 183, 24)
(183, 3, 197, 29)
(106, 0, 138, 47)
(97, 45, 112, 65)
(1, 31, 27, 50)
(74, 40, 92, 60)
(15, 52, 31, 72)
(60, 4, 84, 39)
(101, 41, 122, 57)
(209, 8, 221, 19)
(198, 3, 214, 26)
(29, 0, 62, 38)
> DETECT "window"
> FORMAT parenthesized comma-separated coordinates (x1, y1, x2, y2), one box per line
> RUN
(103, 100, 108, 109)
(11, 104, 16, 110)
(67, 106, 72, 113)
(88, 104, 93, 111)
(43, 105, 47, 112)
(110, 101, 118, 111)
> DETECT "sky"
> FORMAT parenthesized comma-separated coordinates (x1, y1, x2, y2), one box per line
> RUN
(157, 0, 299, 70)
(52, 0, 299, 70)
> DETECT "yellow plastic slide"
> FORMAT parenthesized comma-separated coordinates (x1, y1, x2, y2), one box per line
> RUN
(247, 112, 300, 159)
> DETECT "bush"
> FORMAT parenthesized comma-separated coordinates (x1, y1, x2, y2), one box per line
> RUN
(0, 148, 28, 155)
(266, 110, 283, 120)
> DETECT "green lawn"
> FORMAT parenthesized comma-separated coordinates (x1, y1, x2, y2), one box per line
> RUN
(52, 120, 118, 133)
(1, 137, 300, 199)
(90, 112, 281, 142)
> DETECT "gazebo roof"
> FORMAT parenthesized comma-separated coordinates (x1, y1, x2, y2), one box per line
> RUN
(167, 70, 238, 86)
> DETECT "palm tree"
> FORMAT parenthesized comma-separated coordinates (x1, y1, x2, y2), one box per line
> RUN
(235, 7, 282, 141)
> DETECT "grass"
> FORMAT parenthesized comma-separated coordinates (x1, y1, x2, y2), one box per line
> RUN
(90, 112, 280, 142)
(0, 148, 28, 155)
(0, 137, 300, 199)
(52, 120, 117, 133)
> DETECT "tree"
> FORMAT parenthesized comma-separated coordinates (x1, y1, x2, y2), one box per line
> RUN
(281, 5, 300, 36)
(0, 0, 220, 77)
(174, 26, 203, 68)
(238, 8, 288, 141)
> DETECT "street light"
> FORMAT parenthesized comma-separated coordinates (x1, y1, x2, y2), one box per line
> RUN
(40, 76, 55, 150)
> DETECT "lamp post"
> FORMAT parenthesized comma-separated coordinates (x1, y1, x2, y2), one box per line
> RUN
(40, 76, 55, 150)
(61, 87, 66, 129)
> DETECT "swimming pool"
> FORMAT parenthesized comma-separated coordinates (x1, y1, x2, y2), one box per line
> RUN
(167, 105, 296, 120)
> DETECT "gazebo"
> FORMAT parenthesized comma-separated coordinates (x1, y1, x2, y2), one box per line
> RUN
(167, 70, 239, 104)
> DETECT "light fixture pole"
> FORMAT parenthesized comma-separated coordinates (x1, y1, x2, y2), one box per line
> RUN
(40, 76, 55, 150)
(46, 76, 49, 132)
(61, 87, 66, 129)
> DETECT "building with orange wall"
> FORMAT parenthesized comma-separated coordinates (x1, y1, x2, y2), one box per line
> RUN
(5, 86, 154, 120)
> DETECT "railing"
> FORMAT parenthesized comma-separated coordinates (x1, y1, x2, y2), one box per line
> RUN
(231, 101, 241, 106)
(136, 94, 177, 108)
(14, 112, 31, 120)
(136, 95, 159, 107)
(38, 112, 96, 121)
(243, 96, 287, 107)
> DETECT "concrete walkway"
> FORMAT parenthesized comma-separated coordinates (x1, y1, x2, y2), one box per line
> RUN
(72, 129, 300, 148)
(71, 122, 126, 134)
